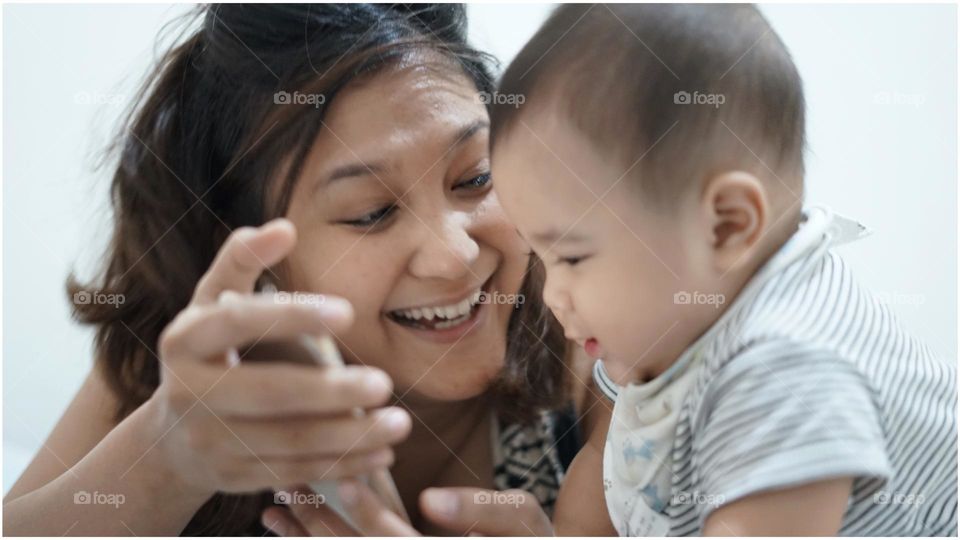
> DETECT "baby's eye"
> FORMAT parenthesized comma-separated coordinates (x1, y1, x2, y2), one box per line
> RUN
(454, 172, 491, 191)
(341, 205, 397, 228)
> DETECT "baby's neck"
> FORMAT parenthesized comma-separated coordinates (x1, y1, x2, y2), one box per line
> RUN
(630, 215, 801, 384)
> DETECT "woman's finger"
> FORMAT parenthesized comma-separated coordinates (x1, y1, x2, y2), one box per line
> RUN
(160, 292, 353, 362)
(193, 218, 297, 305)
(262, 505, 310, 537)
(280, 485, 357, 537)
(170, 361, 393, 416)
(221, 407, 411, 458)
(419, 488, 552, 536)
(338, 479, 419, 536)
(226, 448, 396, 490)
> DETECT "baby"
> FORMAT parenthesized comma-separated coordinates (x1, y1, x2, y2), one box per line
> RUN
(489, 4, 956, 536)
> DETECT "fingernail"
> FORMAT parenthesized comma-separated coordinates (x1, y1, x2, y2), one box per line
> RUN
(423, 489, 459, 520)
(265, 217, 294, 233)
(262, 514, 286, 536)
(383, 408, 410, 434)
(365, 370, 392, 395)
(316, 296, 352, 317)
(338, 480, 359, 506)
(218, 290, 243, 305)
(226, 348, 240, 368)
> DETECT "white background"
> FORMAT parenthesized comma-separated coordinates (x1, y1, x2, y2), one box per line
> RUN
(3, 3, 957, 494)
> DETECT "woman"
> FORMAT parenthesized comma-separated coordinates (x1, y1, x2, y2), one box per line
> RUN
(3, 4, 601, 535)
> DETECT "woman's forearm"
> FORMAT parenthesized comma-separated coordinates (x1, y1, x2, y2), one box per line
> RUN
(3, 397, 214, 536)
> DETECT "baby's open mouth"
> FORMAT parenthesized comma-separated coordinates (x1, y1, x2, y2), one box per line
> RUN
(386, 286, 486, 331)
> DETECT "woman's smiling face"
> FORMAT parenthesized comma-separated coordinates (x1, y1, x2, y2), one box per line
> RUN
(281, 59, 528, 403)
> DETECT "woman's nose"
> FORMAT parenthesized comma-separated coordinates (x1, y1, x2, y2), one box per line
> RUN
(408, 211, 480, 280)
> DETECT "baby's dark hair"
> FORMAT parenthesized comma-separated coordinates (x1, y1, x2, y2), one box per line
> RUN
(491, 4, 806, 207)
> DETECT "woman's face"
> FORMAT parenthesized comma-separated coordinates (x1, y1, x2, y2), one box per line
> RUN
(281, 60, 528, 403)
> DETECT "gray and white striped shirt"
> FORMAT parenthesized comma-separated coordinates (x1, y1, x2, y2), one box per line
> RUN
(595, 207, 957, 536)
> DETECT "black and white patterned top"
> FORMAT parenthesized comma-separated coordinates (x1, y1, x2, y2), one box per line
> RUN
(492, 406, 582, 517)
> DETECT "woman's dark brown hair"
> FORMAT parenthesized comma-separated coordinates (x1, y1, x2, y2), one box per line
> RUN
(67, 4, 568, 535)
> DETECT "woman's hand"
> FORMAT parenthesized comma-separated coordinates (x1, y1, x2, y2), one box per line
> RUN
(261, 482, 554, 536)
(147, 218, 412, 496)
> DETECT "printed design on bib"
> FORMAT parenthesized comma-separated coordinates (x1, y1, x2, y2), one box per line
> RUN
(602, 351, 702, 536)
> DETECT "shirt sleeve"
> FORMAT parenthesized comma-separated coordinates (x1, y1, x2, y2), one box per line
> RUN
(691, 341, 892, 521)
(593, 360, 620, 402)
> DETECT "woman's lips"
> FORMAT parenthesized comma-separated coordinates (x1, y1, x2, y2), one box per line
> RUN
(388, 299, 487, 345)
(584, 337, 601, 359)
(385, 274, 495, 345)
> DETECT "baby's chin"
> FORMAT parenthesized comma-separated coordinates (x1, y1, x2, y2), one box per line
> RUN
(599, 352, 661, 386)
(600, 358, 639, 386)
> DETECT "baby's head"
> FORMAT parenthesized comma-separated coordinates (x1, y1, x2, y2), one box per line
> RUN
(491, 4, 806, 384)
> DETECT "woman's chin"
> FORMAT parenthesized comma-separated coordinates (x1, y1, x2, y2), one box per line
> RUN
(392, 357, 506, 404)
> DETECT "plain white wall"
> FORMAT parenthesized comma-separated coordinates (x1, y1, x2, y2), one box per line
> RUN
(3, 3, 956, 494)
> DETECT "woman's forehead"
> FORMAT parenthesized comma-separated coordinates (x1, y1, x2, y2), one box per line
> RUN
(311, 70, 487, 168)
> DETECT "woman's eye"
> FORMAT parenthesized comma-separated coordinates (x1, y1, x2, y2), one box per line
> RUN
(341, 205, 396, 228)
(558, 255, 588, 266)
(454, 172, 491, 191)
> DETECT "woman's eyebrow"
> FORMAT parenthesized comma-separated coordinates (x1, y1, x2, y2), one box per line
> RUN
(325, 162, 386, 185)
(449, 119, 489, 149)
(321, 119, 488, 188)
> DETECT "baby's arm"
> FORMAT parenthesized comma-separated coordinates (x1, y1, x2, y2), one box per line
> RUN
(554, 386, 617, 536)
(702, 477, 852, 536)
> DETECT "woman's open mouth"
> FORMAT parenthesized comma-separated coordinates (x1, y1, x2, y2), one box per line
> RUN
(384, 276, 494, 342)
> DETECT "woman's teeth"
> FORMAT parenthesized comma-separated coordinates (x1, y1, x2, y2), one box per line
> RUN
(390, 289, 483, 329)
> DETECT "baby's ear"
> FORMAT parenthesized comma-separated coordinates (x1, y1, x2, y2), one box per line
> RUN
(699, 170, 768, 273)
